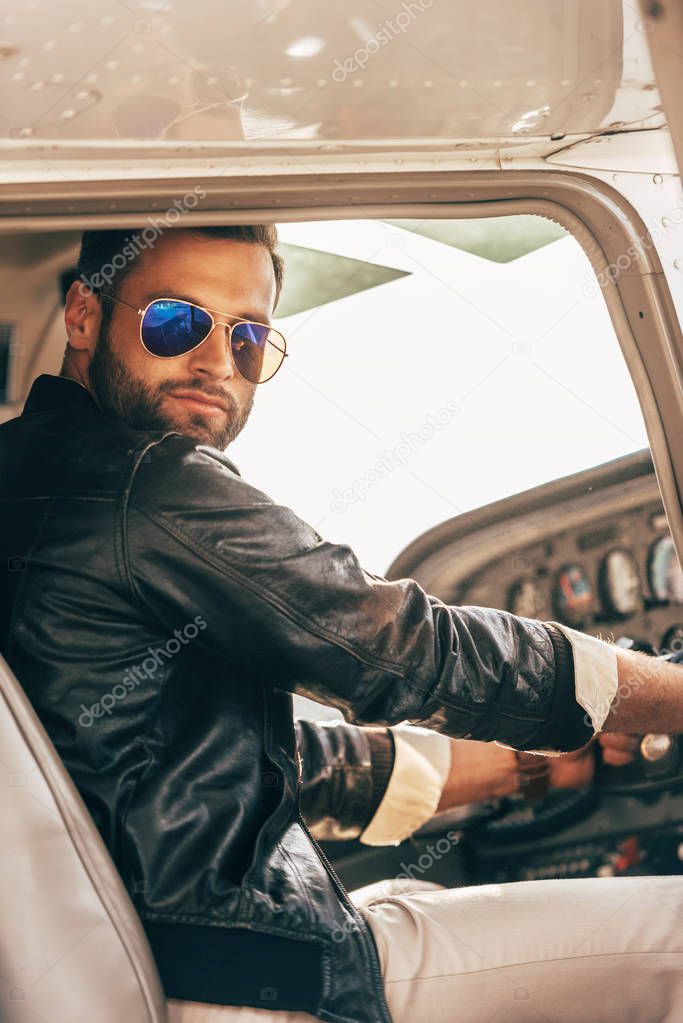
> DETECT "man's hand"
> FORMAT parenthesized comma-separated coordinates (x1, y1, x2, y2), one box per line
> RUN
(434, 737, 596, 812)
(525, 733, 641, 790)
(548, 740, 596, 789)
(598, 733, 640, 767)
(435, 732, 641, 812)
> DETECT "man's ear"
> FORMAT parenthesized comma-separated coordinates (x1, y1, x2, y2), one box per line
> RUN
(64, 280, 102, 355)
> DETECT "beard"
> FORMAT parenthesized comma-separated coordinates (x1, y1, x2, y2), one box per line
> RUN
(87, 326, 254, 450)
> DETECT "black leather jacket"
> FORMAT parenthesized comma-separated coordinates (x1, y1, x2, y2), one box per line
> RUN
(0, 374, 591, 1023)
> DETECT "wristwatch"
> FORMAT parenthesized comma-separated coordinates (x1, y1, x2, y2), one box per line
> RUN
(514, 751, 551, 802)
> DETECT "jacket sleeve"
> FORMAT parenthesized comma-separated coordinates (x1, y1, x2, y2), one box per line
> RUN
(124, 436, 594, 753)
(295, 719, 454, 846)
(294, 718, 395, 841)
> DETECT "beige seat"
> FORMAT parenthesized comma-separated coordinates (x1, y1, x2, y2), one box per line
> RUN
(0, 652, 167, 1023)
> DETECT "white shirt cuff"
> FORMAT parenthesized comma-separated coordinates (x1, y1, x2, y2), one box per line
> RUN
(548, 621, 619, 733)
(358, 724, 452, 847)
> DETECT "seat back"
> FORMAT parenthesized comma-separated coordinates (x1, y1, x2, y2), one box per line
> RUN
(0, 653, 167, 1023)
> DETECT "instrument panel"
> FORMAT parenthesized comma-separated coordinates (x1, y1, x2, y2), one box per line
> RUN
(328, 451, 683, 892)
(387, 449, 683, 656)
(497, 508, 682, 652)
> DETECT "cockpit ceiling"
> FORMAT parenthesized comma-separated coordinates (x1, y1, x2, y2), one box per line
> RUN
(0, 0, 664, 160)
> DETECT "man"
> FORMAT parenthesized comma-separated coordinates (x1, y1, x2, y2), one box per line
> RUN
(1, 223, 682, 1023)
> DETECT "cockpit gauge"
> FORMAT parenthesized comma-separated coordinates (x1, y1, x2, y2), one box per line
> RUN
(599, 549, 642, 618)
(639, 733, 680, 778)
(648, 536, 683, 604)
(640, 733, 674, 763)
(508, 578, 545, 619)
(661, 625, 683, 657)
(554, 564, 594, 626)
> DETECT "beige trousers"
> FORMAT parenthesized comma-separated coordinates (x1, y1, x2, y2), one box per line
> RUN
(167, 874, 683, 1023)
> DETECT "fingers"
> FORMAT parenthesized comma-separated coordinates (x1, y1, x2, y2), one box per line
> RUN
(601, 747, 636, 766)
(599, 733, 639, 752)
(598, 732, 639, 766)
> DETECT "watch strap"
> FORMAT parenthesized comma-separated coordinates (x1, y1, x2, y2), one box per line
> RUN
(515, 751, 551, 802)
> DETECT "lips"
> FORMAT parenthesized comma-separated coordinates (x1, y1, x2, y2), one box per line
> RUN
(168, 390, 230, 415)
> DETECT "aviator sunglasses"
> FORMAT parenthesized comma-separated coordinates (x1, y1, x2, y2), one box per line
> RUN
(100, 293, 287, 384)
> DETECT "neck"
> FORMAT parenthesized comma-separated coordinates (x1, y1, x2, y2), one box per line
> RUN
(60, 352, 91, 393)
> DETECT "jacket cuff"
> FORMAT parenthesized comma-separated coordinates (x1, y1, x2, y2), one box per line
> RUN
(359, 724, 452, 847)
(363, 727, 395, 821)
(522, 622, 617, 753)
(495, 622, 585, 755)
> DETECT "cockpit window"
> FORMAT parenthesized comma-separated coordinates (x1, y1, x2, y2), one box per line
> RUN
(232, 215, 650, 576)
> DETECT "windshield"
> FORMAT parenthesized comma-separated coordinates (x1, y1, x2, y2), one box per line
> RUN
(231, 215, 650, 576)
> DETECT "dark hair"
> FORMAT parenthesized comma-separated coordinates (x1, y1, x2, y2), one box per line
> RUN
(75, 225, 285, 319)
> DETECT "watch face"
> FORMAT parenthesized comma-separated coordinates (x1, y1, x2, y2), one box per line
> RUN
(554, 564, 594, 626)
(599, 549, 642, 618)
(648, 536, 683, 604)
(508, 578, 545, 619)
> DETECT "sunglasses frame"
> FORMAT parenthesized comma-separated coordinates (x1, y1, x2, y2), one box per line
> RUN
(99, 292, 288, 384)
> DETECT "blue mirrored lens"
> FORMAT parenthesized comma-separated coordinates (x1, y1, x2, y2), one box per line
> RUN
(141, 300, 213, 357)
(231, 321, 271, 382)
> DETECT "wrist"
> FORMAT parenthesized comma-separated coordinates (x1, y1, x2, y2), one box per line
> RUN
(436, 740, 518, 811)
(548, 742, 596, 789)
(514, 751, 551, 802)
(607, 647, 683, 733)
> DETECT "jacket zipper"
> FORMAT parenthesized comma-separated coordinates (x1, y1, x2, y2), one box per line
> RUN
(272, 693, 389, 1019)
(296, 805, 352, 902)
(296, 807, 389, 1019)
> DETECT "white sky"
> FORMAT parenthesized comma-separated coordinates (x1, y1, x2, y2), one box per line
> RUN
(229, 218, 649, 578)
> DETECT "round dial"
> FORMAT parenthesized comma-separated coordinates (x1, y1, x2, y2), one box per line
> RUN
(599, 549, 642, 618)
(508, 578, 545, 619)
(640, 733, 674, 763)
(661, 625, 683, 657)
(554, 564, 594, 626)
(648, 536, 683, 604)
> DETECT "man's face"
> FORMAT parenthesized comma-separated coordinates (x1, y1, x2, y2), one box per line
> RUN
(83, 231, 277, 449)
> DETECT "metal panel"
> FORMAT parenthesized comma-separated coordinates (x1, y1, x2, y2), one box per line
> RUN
(0, 0, 662, 165)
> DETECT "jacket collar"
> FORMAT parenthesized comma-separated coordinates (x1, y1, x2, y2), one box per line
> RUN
(22, 374, 99, 416)
(22, 373, 243, 477)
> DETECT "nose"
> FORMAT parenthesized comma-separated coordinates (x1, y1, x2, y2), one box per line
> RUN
(186, 320, 237, 381)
